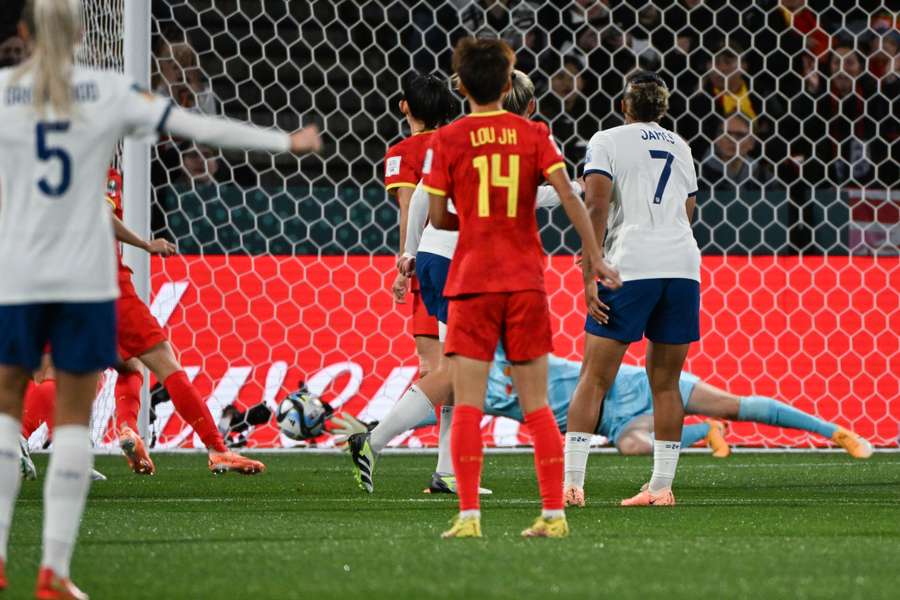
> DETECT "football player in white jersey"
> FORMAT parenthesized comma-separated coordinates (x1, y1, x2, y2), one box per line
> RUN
(563, 71, 701, 508)
(348, 71, 576, 494)
(0, 1, 320, 597)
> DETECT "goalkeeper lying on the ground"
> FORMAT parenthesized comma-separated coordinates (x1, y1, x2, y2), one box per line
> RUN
(334, 347, 872, 494)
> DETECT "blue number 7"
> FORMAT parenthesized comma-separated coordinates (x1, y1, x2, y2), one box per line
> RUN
(649, 150, 674, 204)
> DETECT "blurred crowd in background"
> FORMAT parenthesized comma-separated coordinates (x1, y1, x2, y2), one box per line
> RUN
(2, 0, 896, 254)
(408, 0, 898, 193)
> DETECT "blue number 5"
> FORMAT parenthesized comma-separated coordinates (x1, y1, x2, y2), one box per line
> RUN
(649, 150, 674, 204)
(36, 121, 72, 197)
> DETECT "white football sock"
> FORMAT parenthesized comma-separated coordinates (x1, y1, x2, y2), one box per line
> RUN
(369, 385, 434, 454)
(648, 440, 681, 494)
(41, 425, 93, 578)
(0, 414, 22, 562)
(436, 405, 454, 475)
(564, 432, 591, 488)
(542, 509, 565, 520)
(459, 509, 480, 519)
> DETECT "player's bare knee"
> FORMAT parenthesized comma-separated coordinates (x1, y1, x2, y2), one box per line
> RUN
(142, 341, 180, 380)
(577, 373, 611, 400)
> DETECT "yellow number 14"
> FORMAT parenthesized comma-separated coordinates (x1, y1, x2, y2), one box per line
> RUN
(472, 153, 520, 217)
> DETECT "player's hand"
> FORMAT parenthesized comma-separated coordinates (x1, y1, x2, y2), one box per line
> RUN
(146, 238, 177, 256)
(584, 280, 611, 325)
(290, 124, 322, 154)
(397, 255, 416, 277)
(586, 251, 622, 290)
(392, 272, 409, 304)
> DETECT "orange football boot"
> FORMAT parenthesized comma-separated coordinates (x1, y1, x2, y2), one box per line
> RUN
(706, 419, 731, 458)
(35, 567, 88, 600)
(832, 427, 874, 459)
(564, 485, 585, 507)
(118, 426, 155, 475)
(1, 558, 7, 590)
(208, 451, 266, 475)
(620, 486, 676, 506)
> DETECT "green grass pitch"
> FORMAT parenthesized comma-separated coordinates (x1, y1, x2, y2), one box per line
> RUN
(5, 452, 900, 599)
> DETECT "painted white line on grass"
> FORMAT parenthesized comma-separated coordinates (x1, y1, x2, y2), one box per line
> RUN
(58, 447, 900, 456)
(15, 497, 899, 508)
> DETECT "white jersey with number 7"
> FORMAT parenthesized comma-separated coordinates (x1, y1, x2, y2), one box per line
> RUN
(583, 122, 701, 283)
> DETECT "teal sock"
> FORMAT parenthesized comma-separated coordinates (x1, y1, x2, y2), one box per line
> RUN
(680, 423, 710, 447)
(737, 396, 837, 439)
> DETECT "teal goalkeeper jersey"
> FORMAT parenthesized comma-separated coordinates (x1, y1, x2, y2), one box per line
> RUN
(485, 347, 697, 440)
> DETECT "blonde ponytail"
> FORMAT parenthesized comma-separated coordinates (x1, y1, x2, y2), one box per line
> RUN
(503, 70, 535, 117)
(13, 0, 82, 117)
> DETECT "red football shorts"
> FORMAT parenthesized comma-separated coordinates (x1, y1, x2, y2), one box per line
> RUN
(410, 274, 439, 338)
(117, 271, 167, 361)
(445, 290, 553, 362)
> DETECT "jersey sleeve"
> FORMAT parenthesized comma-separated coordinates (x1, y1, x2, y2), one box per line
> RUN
(583, 131, 614, 180)
(533, 122, 566, 177)
(421, 130, 452, 198)
(404, 182, 429, 256)
(115, 75, 173, 142)
(384, 143, 420, 194)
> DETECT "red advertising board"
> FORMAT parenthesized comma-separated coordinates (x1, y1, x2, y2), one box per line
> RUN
(116, 255, 898, 449)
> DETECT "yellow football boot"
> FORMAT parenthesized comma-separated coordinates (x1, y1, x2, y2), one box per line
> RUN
(441, 515, 482, 539)
(521, 515, 569, 538)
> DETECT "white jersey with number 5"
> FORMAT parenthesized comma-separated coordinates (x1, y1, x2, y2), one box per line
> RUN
(0, 66, 170, 303)
(583, 122, 700, 282)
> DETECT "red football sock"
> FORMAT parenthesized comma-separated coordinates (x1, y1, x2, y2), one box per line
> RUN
(114, 370, 143, 433)
(450, 404, 484, 512)
(164, 370, 227, 452)
(525, 405, 565, 511)
(22, 380, 56, 439)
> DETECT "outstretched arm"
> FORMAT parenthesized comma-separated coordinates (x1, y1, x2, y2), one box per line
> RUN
(162, 107, 322, 154)
(112, 214, 176, 256)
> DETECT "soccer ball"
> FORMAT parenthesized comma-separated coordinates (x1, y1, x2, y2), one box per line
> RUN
(275, 389, 330, 440)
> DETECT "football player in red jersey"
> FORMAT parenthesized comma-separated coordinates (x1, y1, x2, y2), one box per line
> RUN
(18, 169, 265, 476)
(384, 72, 456, 379)
(423, 37, 620, 538)
(19, 170, 264, 475)
(105, 169, 265, 475)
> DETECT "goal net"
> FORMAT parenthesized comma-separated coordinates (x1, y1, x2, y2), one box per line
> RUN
(79, 1, 898, 451)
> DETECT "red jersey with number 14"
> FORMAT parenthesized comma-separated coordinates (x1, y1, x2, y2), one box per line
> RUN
(422, 111, 565, 297)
